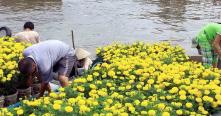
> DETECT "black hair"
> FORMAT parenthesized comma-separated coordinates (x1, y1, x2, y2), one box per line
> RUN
(24, 22, 34, 30)
(18, 57, 35, 75)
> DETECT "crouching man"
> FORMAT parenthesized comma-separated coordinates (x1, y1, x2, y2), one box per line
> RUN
(18, 40, 76, 97)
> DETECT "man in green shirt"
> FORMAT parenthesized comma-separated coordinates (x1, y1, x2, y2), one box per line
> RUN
(192, 23, 221, 68)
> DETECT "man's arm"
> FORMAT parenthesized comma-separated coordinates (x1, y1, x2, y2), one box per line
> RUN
(37, 74, 51, 97)
(39, 82, 47, 97)
(58, 76, 69, 87)
(39, 82, 51, 97)
(213, 34, 221, 56)
(83, 57, 93, 70)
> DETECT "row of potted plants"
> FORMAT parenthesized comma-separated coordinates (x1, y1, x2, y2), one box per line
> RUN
(0, 37, 38, 107)
(0, 77, 41, 107)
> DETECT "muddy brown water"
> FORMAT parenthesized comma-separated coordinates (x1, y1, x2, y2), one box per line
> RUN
(1, 0, 221, 56)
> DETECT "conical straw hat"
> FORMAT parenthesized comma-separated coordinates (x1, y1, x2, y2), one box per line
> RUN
(75, 48, 91, 60)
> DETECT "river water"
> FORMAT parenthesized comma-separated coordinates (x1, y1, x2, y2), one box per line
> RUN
(0, 0, 221, 55)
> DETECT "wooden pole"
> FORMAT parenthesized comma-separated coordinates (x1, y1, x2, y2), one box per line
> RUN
(71, 30, 75, 49)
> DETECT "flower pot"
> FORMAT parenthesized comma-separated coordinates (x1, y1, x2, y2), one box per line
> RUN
(31, 83, 41, 95)
(32, 93, 40, 98)
(4, 91, 18, 106)
(0, 96, 4, 108)
(17, 86, 31, 100)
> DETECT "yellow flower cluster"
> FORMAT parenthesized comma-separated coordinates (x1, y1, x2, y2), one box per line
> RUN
(2, 42, 221, 116)
(96, 42, 189, 64)
(0, 37, 30, 83)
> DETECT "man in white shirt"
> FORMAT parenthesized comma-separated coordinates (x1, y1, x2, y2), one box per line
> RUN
(18, 40, 76, 97)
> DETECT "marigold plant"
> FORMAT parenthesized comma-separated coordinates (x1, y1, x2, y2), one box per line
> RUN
(2, 42, 221, 116)
(0, 37, 30, 83)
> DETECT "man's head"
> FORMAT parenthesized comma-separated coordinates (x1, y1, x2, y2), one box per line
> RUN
(18, 57, 37, 86)
(24, 22, 34, 30)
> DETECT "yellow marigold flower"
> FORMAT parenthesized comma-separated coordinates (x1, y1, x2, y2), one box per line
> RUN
(203, 96, 214, 102)
(126, 85, 131, 90)
(176, 110, 183, 115)
(106, 82, 112, 87)
(7, 74, 12, 78)
(129, 80, 134, 84)
(166, 95, 172, 100)
(59, 92, 66, 97)
(77, 86, 85, 92)
(215, 95, 221, 100)
(65, 106, 73, 113)
(107, 99, 113, 104)
(106, 113, 113, 116)
(179, 95, 186, 100)
(93, 113, 99, 116)
(42, 113, 53, 116)
(185, 103, 193, 108)
(87, 75, 93, 81)
(89, 84, 97, 89)
(148, 110, 156, 116)
(136, 84, 142, 89)
(169, 87, 179, 94)
(58, 87, 65, 92)
(29, 113, 36, 116)
(53, 103, 61, 110)
(108, 70, 115, 77)
(141, 100, 148, 106)
(202, 110, 208, 115)
(54, 100, 63, 104)
(1, 77, 6, 83)
(119, 86, 125, 91)
(147, 79, 155, 84)
(128, 106, 135, 113)
(79, 105, 90, 114)
(179, 90, 186, 95)
(196, 97, 202, 103)
(212, 102, 218, 108)
(120, 112, 128, 116)
(17, 109, 24, 115)
(68, 98, 76, 104)
(158, 103, 165, 110)
(93, 72, 99, 77)
(162, 112, 170, 116)
(93, 101, 98, 106)
(78, 99, 86, 105)
(204, 90, 210, 95)
(134, 100, 140, 105)
(143, 84, 150, 90)
(6, 112, 13, 116)
(49, 92, 58, 98)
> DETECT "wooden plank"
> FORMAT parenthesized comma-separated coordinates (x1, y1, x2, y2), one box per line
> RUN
(189, 55, 202, 62)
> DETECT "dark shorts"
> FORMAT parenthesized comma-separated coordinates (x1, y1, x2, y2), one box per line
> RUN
(53, 55, 76, 77)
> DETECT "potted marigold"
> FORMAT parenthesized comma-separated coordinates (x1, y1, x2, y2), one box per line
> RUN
(0, 37, 30, 106)
(31, 77, 41, 98)
(16, 74, 31, 100)
(0, 79, 18, 107)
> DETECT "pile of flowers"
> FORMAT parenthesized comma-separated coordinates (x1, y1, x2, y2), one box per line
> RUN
(0, 37, 30, 84)
(2, 42, 221, 116)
